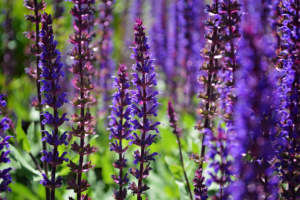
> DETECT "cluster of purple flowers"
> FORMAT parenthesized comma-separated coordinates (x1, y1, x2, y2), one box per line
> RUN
(0, 95, 12, 194)
(38, 13, 69, 200)
(23, 1, 50, 198)
(67, 0, 97, 199)
(9, 0, 300, 199)
(127, 18, 160, 200)
(274, 1, 300, 198)
(109, 64, 132, 200)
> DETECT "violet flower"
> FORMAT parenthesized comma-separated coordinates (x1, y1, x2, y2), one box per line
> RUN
(203, 2, 242, 198)
(0, 95, 12, 194)
(167, 101, 193, 200)
(109, 64, 133, 200)
(66, 0, 97, 199)
(273, 1, 300, 198)
(203, 127, 232, 199)
(38, 13, 69, 200)
(128, 18, 160, 200)
(193, 169, 208, 200)
(195, 0, 222, 172)
(229, 20, 278, 199)
(23, 1, 50, 198)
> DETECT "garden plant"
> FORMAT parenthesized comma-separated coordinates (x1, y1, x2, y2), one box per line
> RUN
(0, 0, 299, 199)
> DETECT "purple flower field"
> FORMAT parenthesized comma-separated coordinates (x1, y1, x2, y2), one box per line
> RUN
(0, 0, 298, 199)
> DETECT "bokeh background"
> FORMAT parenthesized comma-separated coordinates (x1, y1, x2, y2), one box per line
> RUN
(0, 0, 217, 199)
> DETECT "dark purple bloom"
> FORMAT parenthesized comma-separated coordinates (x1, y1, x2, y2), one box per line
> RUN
(193, 169, 208, 200)
(0, 95, 12, 194)
(40, 149, 69, 165)
(108, 64, 132, 199)
(38, 13, 69, 199)
(0, 95, 6, 110)
(127, 18, 160, 200)
(40, 173, 63, 189)
(0, 168, 12, 193)
(272, 1, 300, 199)
(0, 118, 10, 134)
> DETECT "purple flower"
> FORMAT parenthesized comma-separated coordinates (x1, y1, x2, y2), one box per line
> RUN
(40, 173, 63, 189)
(0, 94, 12, 193)
(0, 95, 7, 110)
(272, 2, 300, 198)
(38, 13, 69, 198)
(66, 0, 96, 199)
(42, 130, 68, 146)
(193, 169, 208, 200)
(108, 64, 132, 199)
(127, 18, 160, 199)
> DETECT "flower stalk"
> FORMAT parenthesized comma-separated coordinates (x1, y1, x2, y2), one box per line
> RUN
(167, 101, 193, 200)
(128, 18, 160, 200)
(274, 1, 300, 199)
(67, 0, 97, 199)
(23, 1, 50, 199)
(38, 13, 69, 200)
(196, 0, 222, 171)
(109, 64, 132, 200)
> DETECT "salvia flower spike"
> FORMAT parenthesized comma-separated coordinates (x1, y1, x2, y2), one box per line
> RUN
(193, 169, 208, 200)
(274, 1, 300, 198)
(0, 95, 12, 195)
(38, 13, 69, 200)
(128, 18, 160, 200)
(204, 1, 242, 199)
(109, 64, 132, 200)
(167, 101, 193, 200)
(196, 0, 222, 172)
(67, 0, 96, 199)
(23, 0, 50, 198)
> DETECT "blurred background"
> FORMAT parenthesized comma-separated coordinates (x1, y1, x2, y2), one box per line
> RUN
(0, 0, 218, 199)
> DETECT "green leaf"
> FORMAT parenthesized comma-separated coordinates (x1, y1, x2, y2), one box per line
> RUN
(89, 135, 99, 143)
(175, 180, 190, 200)
(10, 182, 39, 200)
(9, 145, 40, 181)
(16, 118, 31, 153)
(26, 122, 35, 147)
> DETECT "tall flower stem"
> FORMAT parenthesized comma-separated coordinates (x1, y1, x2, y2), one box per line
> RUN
(38, 13, 69, 200)
(23, 1, 49, 199)
(67, 0, 96, 199)
(274, 1, 300, 198)
(33, 0, 49, 193)
(109, 64, 132, 200)
(167, 101, 193, 200)
(197, 0, 221, 171)
(128, 18, 160, 200)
